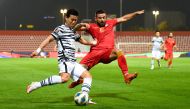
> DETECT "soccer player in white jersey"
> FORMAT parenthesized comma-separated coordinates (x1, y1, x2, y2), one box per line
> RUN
(150, 31, 164, 70)
(27, 9, 97, 101)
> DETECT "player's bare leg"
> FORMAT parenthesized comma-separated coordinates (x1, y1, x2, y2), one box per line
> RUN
(27, 73, 69, 93)
(168, 58, 172, 69)
(157, 59, 161, 68)
(150, 57, 161, 69)
(150, 58, 155, 70)
(68, 64, 88, 88)
(111, 50, 138, 84)
(162, 54, 172, 68)
(68, 78, 83, 88)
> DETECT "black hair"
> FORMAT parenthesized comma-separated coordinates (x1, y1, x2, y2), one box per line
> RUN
(95, 9, 106, 17)
(65, 9, 79, 18)
(155, 30, 160, 33)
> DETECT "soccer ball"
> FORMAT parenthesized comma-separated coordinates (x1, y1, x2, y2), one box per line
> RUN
(74, 91, 89, 105)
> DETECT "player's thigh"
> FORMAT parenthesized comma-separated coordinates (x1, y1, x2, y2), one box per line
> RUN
(155, 51, 161, 59)
(152, 51, 157, 58)
(59, 72, 70, 82)
(80, 50, 103, 69)
(59, 62, 77, 81)
(164, 53, 169, 60)
(101, 48, 116, 63)
(72, 62, 90, 82)
(109, 49, 118, 61)
(58, 62, 75, 74)
(169, 53, 173, 59)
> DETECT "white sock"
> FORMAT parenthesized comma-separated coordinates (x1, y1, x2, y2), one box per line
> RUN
(81, 78, 92, 94)
(40, 75, 63, 87)
(151, 59, 154, 66)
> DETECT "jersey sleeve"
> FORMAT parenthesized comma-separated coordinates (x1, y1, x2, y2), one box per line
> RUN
(108, 19, 118, 26)
(87, 23, 95, 36)
(51, 26, 63, 40)
(161, 37, 164, 43)
(113, 18, 118, 26)
(75, 33, 81, 41)
(164, 39, 167, 45)
(152, 37, 155, 42)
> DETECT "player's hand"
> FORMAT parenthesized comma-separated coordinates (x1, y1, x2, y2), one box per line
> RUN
(147, 43, 152, 49)
(147, 43, 152, 47)
(175, 47, 178, 51)
(79, 23, 87, 26)
(31, 48, 41, 58)
(90, 38, 97, 46)
(73, 23, 87, 31)
(31, 51, 39, 58)
(136, 10, 144, 15)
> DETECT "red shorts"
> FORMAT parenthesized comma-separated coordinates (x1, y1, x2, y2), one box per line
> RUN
(164, 51, 173, 60)
(80, 48, 114, 70)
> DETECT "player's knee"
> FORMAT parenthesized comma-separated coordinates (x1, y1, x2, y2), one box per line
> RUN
(109, 55, 117, 61)
(61, 76, 70, 82)
(85, 72, 92, 78)
(116, 50, 123, 57)
(110, 49, 123, 59)
(60, 73, 70, 82)
(81, 71, 92, 79)
(86, 72, 92, 78)
(164, 57, 168, 61)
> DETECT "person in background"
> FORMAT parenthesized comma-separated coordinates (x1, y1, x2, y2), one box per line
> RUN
(149, 31, 164, 70)
(162, 32, 178, 68)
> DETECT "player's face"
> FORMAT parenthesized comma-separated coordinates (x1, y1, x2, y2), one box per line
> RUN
(155, 32, 160, 37)
(168, 33, 173, 38)
(95, 13, 107, 27)
(65, 15, 78, 28)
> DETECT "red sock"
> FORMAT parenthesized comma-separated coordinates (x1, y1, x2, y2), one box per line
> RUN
(117, 55, 128, 76)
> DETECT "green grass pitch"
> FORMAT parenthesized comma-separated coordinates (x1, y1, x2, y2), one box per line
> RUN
(0, 58, 190, 109)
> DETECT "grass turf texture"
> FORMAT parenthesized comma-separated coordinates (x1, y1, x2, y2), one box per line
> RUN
(0, 58, 190, 109)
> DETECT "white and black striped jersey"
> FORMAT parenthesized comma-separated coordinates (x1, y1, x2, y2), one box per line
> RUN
(152, 36, 164, 51)
(51, 25, 81, 63)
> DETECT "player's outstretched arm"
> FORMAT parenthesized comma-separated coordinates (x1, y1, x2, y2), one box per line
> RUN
(160, 43, 165, 50)
(147, 43, 152, 48)
(174, 45, 178, 51)
(79, 37, 97, 46)
(117, 10, 144, 23)
(31, 35, 54, 57)
(73, 23, 90, 31)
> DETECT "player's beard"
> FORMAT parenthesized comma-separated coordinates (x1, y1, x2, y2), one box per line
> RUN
(97, 21, 106, 27)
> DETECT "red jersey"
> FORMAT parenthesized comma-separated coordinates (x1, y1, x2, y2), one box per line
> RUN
(87, 19, 117, 50)
(164, 38, 176, 53)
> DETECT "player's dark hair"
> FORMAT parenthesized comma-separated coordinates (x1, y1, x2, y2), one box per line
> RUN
(155, 30, 160, 33)
(65, 9, 79, 18)
(95, 9, 106, 17)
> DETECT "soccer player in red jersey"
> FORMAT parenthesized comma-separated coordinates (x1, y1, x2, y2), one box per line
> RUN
(68, 9, 144, 88)
(163, 32, 178, 68)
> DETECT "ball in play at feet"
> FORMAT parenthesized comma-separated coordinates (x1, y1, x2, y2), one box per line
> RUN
(74, 91, 89, 106)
